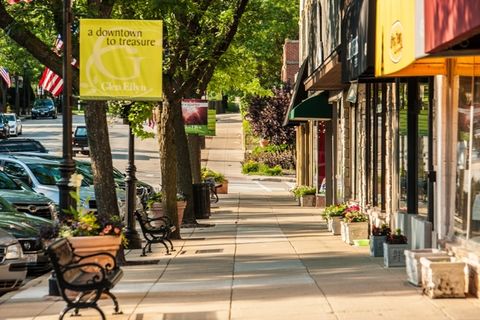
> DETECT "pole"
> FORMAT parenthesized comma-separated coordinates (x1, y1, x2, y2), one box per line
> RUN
(51, 0, 75, 296)
(124, 105, 142, 249)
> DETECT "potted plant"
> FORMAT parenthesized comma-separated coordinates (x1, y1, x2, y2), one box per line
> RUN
(145, 191, 165, 227)
(42, 174, 125, 264)
(324, 203, 347, 235)
(202, 167, 228, 194)
(383, 228, 408, 267)
(342, 205, 369, 245)
(291, 185, 316, 207)
(370, 224, 390, 257)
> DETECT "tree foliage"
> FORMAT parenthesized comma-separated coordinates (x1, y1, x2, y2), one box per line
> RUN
(208, 0, 298, 98)
(245, 87, 295, 145)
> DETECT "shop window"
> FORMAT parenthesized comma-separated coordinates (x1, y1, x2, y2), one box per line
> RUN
(455, 75, 480, 238)
(398, 83, 408, 212)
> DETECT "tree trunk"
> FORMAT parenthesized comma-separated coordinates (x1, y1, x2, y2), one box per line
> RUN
(171, 99, 198, 225)
(159, 98, 180, 238)
(84, 101, 120, 220)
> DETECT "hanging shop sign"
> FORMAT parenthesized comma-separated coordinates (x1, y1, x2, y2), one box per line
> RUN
(182, 99, 216, 136)
(425, 0, 480, 54)
(375, 0, 445, 77)
(80, 19, 163, 101)
(341, 0, 376, 82)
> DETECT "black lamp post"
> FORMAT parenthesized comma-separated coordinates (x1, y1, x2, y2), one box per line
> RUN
(123, 104, 142, 249)
(50, 0, 75, 296)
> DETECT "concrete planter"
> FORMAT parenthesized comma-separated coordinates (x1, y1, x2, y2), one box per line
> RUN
(315, 195, 326, 208)
(216, 180, 228, 194)
(370, 235, 386, 257)
(344, 222, 369, 245)
(300, 195, 315, 207)
(149, 202, 165, 227)
(420, 256, 467, 298)
(330, 216, 342, 235)
(383, 242, 408, 267)
(404, 249, 449, 286)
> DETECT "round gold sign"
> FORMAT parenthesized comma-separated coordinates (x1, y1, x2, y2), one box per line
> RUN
(389, 20, 403, 64)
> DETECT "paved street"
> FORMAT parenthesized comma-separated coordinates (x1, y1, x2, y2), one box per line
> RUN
(1, 112, 480, 319)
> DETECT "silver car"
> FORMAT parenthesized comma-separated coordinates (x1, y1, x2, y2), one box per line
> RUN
(0, 228, 27, 292)
(4, 113, 22, 136)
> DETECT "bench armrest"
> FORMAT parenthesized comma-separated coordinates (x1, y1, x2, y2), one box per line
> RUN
(61, 262, 108, 286)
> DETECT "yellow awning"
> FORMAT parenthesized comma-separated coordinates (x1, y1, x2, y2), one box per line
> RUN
(375, 0, 447, 77)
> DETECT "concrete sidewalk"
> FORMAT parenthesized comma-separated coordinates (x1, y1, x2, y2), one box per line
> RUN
(1, 192, 480, 319)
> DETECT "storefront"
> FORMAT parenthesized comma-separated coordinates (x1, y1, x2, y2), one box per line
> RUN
(425, 1, 480, 242)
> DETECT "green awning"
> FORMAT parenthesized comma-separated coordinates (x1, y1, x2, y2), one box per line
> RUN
(289, 92, 332, 120)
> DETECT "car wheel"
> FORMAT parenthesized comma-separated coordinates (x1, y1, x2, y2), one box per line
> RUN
(18, 128, 22, 135)
(32, 116, 36, 119)
(53, 114, 57, 119)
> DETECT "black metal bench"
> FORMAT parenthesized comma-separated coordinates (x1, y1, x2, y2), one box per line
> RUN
(134, 210, 176, 256)
(46, 238, 123, 320)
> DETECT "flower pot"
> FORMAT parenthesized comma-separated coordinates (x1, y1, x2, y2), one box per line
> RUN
(216, 180, 228, 194)
(315, 195, 326, 208)
(404, 249, 449, 286)
(300, 194, 315, 207)
(370, 235, 386, 257)
(420, 256, 466, 298)
(177, 201, 186, 225)
(68, 235, 122, 270)
(330, 216, 342, 235)
(345, 222, 369, 245)
(383, 242, 408, 267)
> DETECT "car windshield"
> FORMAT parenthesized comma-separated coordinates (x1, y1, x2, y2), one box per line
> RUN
(27, 163, 90, 186)
(0, 170, 21, 190)
(0, 140, 47, 153)
(75, 127, 87, 136)
(4, 114, 15, 121)
(34, 100, 54, 108)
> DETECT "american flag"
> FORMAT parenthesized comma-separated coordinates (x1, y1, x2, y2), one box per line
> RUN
(0, 67, 11, 88)
(53, 34, 64, 53)
(38, 68, 63, 97)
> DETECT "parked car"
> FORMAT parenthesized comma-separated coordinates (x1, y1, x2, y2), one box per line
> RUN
(0, 228, 27, 292)
(0, 155, 131, 213)
(0, 138, 47, 153)
(0, 170, 57, 220)
(0, 196, 52, 273)
(0, 114, 10, 139)
(17, 153, 154, 210)
(72, 125, 89, 155)
(31, 98, 57, 119)
(4, 113, 22, 136)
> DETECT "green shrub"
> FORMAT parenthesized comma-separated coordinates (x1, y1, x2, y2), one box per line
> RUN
(260, 164, 282, 176)
(201, 167, 226, 183)
(241, 160, 260, 174)
(291, 185, 316, 198)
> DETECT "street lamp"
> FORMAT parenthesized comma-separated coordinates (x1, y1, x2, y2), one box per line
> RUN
(123, 103, 142, 249)
(50, 0, 75, 297)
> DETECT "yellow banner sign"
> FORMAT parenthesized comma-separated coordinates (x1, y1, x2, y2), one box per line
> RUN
(80, 19, 163, 100)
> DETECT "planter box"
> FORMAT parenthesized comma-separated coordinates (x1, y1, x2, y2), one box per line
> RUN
(420, 256, 466, 298)
(315, 195, 326, 208)
(216, 180, 228, 194)
(330, 216, 342, 235)
(404, 249, 449, 286)
(384, 242, 408, 267)
(345, 222, 369, 245)
(370, 235, 386, 257)
(300, 195, 315, 207)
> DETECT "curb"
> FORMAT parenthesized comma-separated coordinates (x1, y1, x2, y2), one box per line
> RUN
(252, 176, 296, 183)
